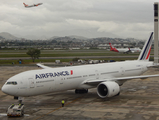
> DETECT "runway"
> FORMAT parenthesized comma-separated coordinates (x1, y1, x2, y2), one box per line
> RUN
(0, 66, 159, 120)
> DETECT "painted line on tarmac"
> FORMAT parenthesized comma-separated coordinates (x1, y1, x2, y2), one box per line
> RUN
(34, 95, 85, 120)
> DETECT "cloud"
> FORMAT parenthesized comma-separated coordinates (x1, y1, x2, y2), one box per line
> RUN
(0, 0, 157, 39)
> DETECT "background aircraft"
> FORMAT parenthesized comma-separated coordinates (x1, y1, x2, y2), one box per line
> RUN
(130, 47, 141, 53)
(23, 3, 43, 8)
(109, 43, 141, 53)
(109, 43, 131, 53)
(2, 32, 159, 101)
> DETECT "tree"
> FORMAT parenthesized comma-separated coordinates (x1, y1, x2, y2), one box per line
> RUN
(26, 48, 40, 62)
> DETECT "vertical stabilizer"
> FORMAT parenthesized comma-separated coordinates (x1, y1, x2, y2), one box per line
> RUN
(109, 43, 118, 52)
(138, 32, 153, 61)
(109, 43, 114, 51)
(23, 3, 28, 7)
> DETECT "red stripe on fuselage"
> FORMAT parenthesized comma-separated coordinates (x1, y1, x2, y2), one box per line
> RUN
(71, 70, 73, 75)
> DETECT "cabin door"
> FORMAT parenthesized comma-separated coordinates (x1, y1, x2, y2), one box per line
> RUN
(141, 65, 145, 73)
(29, 78, 35, 88)
(95, 70, 99, 79)
(120, 67, 125, 76)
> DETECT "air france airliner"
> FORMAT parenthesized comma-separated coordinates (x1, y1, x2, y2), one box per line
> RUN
(1, 32, 159, 100)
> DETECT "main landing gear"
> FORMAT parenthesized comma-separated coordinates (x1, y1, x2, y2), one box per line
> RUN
(75, 89, 88, 94)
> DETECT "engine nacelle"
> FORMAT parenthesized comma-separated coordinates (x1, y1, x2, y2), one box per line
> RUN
(97, 81, 120, 98)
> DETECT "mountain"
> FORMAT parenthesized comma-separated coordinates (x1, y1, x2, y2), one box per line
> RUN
(22, 35, 48, 40)
(49, 28, 119, 39)
(0, 32, 20, 40)
(49, 35, 88, 40)
(67, 35, 88, 40)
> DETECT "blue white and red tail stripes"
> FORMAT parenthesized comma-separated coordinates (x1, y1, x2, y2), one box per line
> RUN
(138, 32, 153, 61)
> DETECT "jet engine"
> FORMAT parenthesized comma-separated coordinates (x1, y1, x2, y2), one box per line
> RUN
(97, 81, 120, 98)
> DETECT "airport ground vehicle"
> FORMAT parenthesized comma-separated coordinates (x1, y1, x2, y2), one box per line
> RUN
(7, 104, 24, 117)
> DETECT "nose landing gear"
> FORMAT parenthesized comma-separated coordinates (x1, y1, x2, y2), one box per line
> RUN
(75, 89, 88, 94)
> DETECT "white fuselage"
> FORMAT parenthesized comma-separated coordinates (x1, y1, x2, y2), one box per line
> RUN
(130, 48, 142, 53)
(2, 60, 152, 97)
(117, 48, 130, 53)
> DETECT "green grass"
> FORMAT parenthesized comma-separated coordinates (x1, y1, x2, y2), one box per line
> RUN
(0, 59, 72, 65)
(0, 49, 140, 58)
(0, 49, 154, 65)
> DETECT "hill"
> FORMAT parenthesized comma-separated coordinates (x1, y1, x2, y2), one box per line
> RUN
(0, 32, 20, 40)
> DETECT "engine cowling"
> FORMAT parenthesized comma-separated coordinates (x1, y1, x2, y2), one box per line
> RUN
(97, 81, 120, 98)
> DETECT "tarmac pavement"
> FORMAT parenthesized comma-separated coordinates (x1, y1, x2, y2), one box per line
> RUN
(0, 66, 159, 120)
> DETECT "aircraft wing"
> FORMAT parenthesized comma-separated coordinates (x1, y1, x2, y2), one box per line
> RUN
(36, 63, 51, 69)
(83, 74, 159, 84)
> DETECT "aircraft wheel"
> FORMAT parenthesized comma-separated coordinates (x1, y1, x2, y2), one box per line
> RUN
(85, 89, 88, 93)
(14, 96, 18, 99)
(75, 89, 88, 94)
(75, 89, 79, 94)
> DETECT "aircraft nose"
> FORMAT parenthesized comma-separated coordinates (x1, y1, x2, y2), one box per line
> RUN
(1, 85, 8, 94)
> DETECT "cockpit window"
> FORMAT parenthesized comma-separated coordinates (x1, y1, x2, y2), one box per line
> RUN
(6, 81, 17, 85)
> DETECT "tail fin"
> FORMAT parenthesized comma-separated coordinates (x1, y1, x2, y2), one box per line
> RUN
(109, 43, 115, 51)
(109, 43, 118, 52)
(138, 32, 153, 61)
(23, 3, 28, 7)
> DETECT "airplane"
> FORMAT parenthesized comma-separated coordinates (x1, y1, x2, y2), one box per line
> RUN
(109, 43, 131, 53)
(130, 47, 141, 53)
(1, 32, 159, 102)
(109, 43, 141, 53)
(23, 3, 43, 8)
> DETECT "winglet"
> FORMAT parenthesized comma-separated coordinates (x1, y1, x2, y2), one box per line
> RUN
(138, 32, 153, 61)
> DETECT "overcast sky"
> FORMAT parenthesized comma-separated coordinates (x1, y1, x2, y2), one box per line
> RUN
(0, 0, 158, 39)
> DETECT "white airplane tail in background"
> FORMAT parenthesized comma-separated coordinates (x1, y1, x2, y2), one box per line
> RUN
(138, 32, 153, 61)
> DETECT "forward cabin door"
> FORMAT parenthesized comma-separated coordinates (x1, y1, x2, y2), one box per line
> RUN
(55, 77, 66, 91)
(29, 78, 35, 88)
